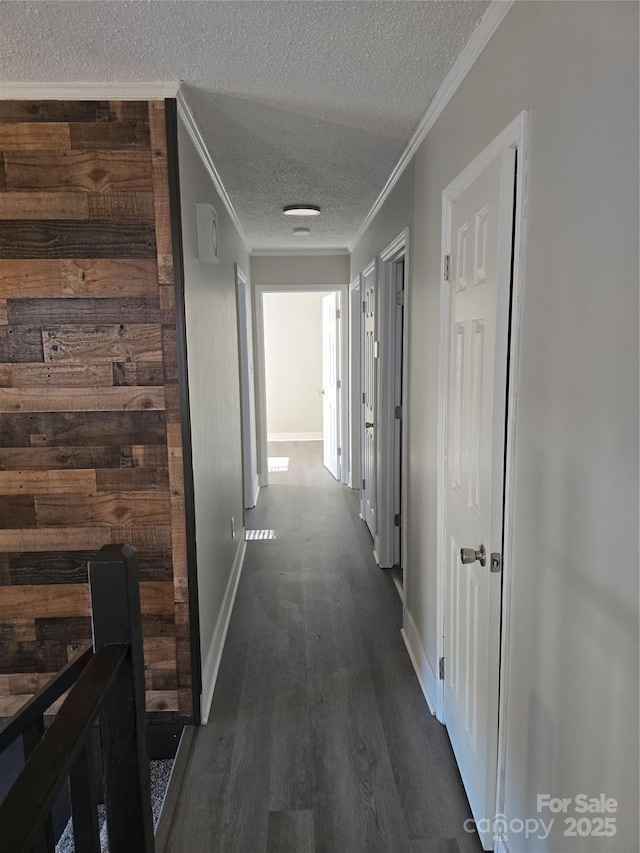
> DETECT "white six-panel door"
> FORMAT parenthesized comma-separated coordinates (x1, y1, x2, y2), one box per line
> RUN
(322, 292, 340, 480)
(443, 149, 516, 850)
(361, 264, 377, 538)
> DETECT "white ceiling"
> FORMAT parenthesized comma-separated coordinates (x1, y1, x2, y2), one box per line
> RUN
(0, 1, 490, 252)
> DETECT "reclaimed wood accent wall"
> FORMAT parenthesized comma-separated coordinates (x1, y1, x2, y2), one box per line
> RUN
(0, 100, 193, 723)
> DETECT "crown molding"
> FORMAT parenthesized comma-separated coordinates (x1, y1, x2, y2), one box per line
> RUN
(350, 0, 514, 252)
(0, 0, 513, 260)
(251, 247, 350, 257)
(176, 88, 253, 255)
(0, 81, 180, 99)
(175, 91, 349, 259)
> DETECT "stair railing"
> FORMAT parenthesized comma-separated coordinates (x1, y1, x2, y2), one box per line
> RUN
(0, 544, 155, 853)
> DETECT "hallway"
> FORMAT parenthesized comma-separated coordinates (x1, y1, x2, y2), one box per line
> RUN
(166, 442, 482, 853)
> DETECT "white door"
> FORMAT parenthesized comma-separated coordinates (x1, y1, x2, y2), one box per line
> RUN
(349, 278, 361, 491)
(392, 257, 405, 567)
(322, 292, 340, 480)
(443, 149, 515, 849)
(236, 267, 259, 509)
(361, 263, 377, 537)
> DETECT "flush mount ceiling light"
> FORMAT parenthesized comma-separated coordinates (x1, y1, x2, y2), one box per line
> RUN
(283, 204, 321, 217)
(293, 227, 311, 237)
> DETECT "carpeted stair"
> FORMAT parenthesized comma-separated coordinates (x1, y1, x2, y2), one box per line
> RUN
(55, 759, 173, 853)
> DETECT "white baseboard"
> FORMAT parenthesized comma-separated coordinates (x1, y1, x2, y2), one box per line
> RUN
(267, 432, 322, 441)
(200, 534, 246, 724)
(401, 606, 438, 716)
(154, 725, 195, 852)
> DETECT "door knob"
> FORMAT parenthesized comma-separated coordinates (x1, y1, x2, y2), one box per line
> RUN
(365, 421, 374, 429)
(460, 544, 486, 567)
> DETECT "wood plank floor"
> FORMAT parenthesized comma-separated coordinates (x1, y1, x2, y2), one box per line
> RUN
(166, 442, 483, 853)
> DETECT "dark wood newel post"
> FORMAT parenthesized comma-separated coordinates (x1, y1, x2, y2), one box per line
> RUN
(89, 544, 155, 852)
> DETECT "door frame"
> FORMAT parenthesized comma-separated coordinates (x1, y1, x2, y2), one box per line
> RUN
(254, 283, 349, 486)
(435, 112, 529, 832)
(378, 228, 410, 571)
(359, 258, 377, 536)
(348, 274, 361, 490)
(235, 263, 260, 510)
(321, 291, 341, 480)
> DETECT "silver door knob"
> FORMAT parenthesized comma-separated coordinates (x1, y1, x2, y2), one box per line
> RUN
(460, 544, 486, 567)
(365, 421, 374, 429)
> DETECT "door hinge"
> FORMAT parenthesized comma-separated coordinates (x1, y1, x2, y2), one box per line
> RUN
(337, 379, 341, 389)
(443, 254, 451, 281)
(362, 300, 366, 312)
(362, 392, 366, 404)
(394, 513, 401, 528)
(396, 288, 405, 307)
(336, 308, 341, 320)
(394, 405, 402, 420)
(337, 447, 342, 456)
(362, 478, 366, 490)
(439, 657, 445, 680)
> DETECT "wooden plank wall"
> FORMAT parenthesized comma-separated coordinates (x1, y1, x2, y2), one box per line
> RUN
(0, 100, 193, 723)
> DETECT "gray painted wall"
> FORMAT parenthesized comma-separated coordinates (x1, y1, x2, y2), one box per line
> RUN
(177, 118, 249, 716)
(351, 3, 639, 849)
(350, 161, 415, 276)
(251, 254, 350, 287)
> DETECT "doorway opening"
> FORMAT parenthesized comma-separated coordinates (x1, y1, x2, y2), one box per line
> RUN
(377, 229, 410, 586)
(357, 230, 410, 583)
(253, 284, 349, 488)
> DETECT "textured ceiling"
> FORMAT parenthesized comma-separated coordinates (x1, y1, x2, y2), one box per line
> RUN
(0, 1, 490, 251)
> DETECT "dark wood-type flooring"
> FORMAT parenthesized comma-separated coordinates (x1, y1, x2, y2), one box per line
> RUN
(166, 442, 483, 853)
